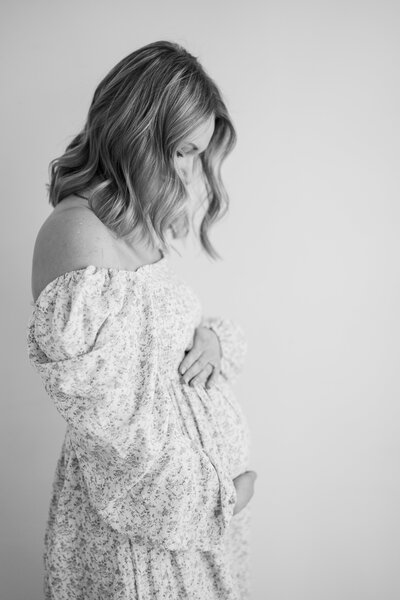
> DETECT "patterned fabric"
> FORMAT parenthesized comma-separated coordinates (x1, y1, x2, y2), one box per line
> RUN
(26, 255, 252, 599)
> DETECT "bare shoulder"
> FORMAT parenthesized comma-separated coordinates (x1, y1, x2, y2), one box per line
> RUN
(31, 201, 117, 303)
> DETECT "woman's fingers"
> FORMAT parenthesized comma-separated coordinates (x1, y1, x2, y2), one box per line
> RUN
(179, 346, 202, 376)
(191, 363, 215, 387)
(178, 326, 221, 386)
(205, 364, 219, 389)
(182, 358, 214, 387)
(180, 354, 207, 384)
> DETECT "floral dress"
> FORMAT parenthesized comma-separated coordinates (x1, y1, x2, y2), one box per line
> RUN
(26, 253, 252, 600)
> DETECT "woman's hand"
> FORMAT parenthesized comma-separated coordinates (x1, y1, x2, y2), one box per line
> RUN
(178, 325, 222, 389)
(233, 471, 257, 515)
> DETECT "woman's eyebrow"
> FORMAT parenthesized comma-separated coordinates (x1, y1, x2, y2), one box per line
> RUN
(183, 142, 207, 154)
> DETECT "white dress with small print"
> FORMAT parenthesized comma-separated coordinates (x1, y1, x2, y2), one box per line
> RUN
(26, 254, 252, 600)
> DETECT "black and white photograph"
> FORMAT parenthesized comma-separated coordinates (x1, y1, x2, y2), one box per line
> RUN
(1, 1, 399, 599)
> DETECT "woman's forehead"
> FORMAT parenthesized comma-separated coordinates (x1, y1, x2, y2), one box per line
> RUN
(183, 115, 215, 148)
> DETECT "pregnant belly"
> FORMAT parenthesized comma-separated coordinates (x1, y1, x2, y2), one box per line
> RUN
(166, 376, 251, 480)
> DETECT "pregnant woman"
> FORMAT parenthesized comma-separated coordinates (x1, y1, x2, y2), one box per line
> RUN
(27, 40, 257, 600)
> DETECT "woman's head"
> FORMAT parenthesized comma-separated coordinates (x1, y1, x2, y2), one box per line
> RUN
(48, 40, 237, 258)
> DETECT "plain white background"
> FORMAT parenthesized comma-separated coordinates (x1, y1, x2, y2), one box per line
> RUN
(1, 1, 400, 599)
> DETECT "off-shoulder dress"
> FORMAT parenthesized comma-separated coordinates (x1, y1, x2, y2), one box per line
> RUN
(26, 252, 252, 600)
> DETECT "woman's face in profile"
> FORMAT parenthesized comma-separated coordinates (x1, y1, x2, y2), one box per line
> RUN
(175, 115, 215, 185)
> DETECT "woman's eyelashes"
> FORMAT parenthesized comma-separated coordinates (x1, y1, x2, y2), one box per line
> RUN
(176, 149, 204, 158)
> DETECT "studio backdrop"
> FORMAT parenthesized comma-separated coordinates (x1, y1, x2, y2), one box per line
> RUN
(1, 1, 400, 599)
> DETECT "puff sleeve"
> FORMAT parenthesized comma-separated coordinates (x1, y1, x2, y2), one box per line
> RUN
(201, 316, 248, 385)
(27, 266, 236, 550)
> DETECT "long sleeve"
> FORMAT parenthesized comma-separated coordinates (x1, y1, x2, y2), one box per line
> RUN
(201, 316, 248, 385)
(27, 266, 236, 551)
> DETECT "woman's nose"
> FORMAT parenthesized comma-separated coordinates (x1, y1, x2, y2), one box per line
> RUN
(181, 158, 194, 184)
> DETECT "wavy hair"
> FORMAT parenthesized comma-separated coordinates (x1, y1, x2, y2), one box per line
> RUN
(47, 40, 237, 259)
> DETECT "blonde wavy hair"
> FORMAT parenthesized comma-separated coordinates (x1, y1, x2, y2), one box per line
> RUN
(48, 40, 237, 259)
